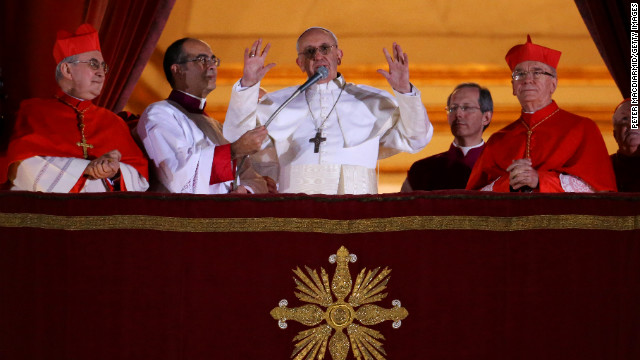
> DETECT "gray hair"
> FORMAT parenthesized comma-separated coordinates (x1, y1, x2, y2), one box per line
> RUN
(296, 27, 339, 52)
(55, 54, 79, 82)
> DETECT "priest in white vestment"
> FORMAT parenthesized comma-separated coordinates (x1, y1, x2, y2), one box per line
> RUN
(137, 38, 268, 194)
(224, 27, 433, 195)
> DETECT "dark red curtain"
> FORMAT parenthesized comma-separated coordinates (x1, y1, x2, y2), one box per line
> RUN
(0, 0, 175, 151)
(0, 0, 85, 149)
(1, 191, 639, 359)
(94, 0, 175, 111)
(574, 0, 631, 98)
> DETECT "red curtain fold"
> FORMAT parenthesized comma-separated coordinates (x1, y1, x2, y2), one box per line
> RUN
(574, 0, 631, 98)
(94, 0, 175, 112)
(0, 0, 86, 150)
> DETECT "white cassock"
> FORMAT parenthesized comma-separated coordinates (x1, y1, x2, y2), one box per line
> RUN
(137, 99, 267, 194)
(11, 157, 149, 192)
(224, 75, 433, 194)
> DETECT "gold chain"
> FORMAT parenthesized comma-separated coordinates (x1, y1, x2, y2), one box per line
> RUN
(519, 108, 559, 158)
(56, 96, 93, 159)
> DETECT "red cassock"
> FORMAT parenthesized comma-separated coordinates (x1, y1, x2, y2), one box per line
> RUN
(1, 90, 148, 190)
(466, 101, 617, 192)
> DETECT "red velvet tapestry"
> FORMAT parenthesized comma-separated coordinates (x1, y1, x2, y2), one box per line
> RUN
(1, 190, 638, 360)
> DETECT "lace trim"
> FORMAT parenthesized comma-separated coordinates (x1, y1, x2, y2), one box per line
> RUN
(559, 174, 594, 193)
(480, 178, 497, 191)
(181, 162, 199, 193)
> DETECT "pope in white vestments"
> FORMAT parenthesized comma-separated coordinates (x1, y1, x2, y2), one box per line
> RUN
(223, 27, 433, 195)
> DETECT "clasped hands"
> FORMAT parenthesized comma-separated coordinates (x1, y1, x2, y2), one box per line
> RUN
(507, 158, 539, 191)
(84, 150, 121, 180)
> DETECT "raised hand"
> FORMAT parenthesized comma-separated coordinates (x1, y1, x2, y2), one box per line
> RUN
(240, 39, 276, 87)
(377, 42, 411, 94)
(84, 149, 121, 180)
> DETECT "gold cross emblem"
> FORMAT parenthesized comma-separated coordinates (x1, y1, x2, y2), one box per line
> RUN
(270, 246, 408, 360)
(76, 124, 94, 159)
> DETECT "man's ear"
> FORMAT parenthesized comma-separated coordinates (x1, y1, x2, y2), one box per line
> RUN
(171, 63, 182, 77)
(60, 63, 74, 80)
(550, 77, 558, 94)
(171, 63, 185, 85)
(295, 57, 305, 73)
(482, 111, 493, 127)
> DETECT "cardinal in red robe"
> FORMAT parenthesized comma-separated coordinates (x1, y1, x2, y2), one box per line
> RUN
(466, 35, 616, 193)
(1, 23, 148, 192)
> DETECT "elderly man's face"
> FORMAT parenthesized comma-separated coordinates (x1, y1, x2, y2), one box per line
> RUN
(447, 87, 491, 147)
(613, 101, 639, 156)
(171, 39, 218, 98)
(511, 60, 557, 112)
(295, 29, 343, 83)
(67, 50, 106, 100)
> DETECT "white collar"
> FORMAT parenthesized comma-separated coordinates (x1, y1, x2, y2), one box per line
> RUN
(453, 140, 484, 156)
(307, 74, 345, 93)
(177, 90, 206, 110)
(63, 92, 86, 101)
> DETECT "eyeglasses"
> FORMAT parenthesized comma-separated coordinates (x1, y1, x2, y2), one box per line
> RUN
(298, 44, 337, 60)
(445, 105, 481, 114)
(179, 55, 221, 67)
(512, 69, 555, 81)
(68, 58, 109, 74)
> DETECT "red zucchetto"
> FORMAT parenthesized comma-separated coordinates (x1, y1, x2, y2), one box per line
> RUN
(505, 35, 561, 71)
(53, 23, 101, 64)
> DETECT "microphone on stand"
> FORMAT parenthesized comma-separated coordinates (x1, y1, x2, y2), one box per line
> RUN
(264, 66, 328, 128)
(233, 66, 329, 191)
(291, 66, 329, 97)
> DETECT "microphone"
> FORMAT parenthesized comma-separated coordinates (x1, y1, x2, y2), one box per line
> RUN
(234, 66, 330, 190)
(263, 66, 329, 128)
(295, 66, 329, 95)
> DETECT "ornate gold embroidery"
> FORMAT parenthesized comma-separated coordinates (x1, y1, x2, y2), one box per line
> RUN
(270, 246, 408, 360)
(0, 213, 638, 232)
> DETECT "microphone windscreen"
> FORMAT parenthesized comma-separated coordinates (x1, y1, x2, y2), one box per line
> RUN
(317, 66, 328, 79)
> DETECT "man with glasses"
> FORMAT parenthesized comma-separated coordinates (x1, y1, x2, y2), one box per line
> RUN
(402, 83, 492, 192)
(1, 24, 149, 192)
(137, 38, 267, 194)
(223, 27, 433, 194)
(467, 35, 616, 192)
(610, 99, 640, 192)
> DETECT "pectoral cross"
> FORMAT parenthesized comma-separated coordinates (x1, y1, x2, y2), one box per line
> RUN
(76, 139, 94, 159)
(309, 131, 326, 153)
(76, 122, 93, 159)
(56, 96, 92, 159)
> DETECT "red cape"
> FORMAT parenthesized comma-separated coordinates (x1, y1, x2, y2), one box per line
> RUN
(466, 101, 616, 192)
(1, 90, 148, 184)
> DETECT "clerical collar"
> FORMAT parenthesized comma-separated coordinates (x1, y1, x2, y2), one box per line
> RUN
(168, 89, 206, 113)
(453, 141, 485, 156)
(55, 89, 93, 113)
